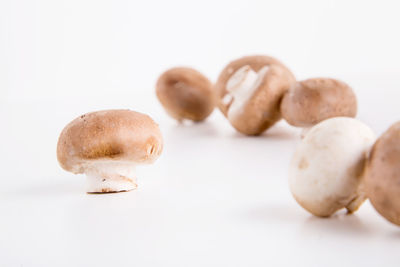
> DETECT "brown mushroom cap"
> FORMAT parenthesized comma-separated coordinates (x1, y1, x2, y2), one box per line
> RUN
(57, 109, 163, 174)
(215, 55, 295, 135)
(156, 67, 215, 122)
(365, 122, 400, 226)
(215, 55, 295, 114)
(281, 78, 357, 127)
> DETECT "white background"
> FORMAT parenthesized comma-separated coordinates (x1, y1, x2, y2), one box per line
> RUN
(1, 0, 400, 266)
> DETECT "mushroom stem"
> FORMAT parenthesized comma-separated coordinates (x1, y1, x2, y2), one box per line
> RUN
(85, 163, 137, 193)
(346, 193, 367, 214)
(300, 127, 311, 139)
(224, 65, 270, 121)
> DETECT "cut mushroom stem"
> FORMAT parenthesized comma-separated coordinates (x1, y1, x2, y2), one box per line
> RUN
(224, 65, 270, 122)
(346, 193, 367, 214)
(215, 55, 296, 135)
(85, 162, 137, 193)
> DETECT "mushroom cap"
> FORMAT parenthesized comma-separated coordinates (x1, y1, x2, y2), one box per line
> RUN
(365, 122, 400, 226)
(215, 55, 296, 135)
(57, 110, 163, 174)
(281, 78, 357, 127)
(289, 117, 375, 217)
(156, 67, 215, 122)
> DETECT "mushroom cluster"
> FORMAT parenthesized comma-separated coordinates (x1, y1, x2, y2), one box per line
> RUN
(289, 118, 400, 227)
(153, 54, 400, 228)
(56, 54, 400, 228)
(156, 55, 358, 137)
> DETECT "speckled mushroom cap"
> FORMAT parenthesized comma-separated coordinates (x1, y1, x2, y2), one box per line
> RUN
(57, 109, 163, 174)
(156, 67, 215, 122)
(281, 78, 357, 127)
(215, 55, 296, 135)
(365, 122, 400, 226)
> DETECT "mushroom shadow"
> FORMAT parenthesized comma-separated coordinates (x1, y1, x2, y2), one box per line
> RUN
(229, 123, 300, 141)
(168, 120, 220, 137)
(262, 125, 300, 140)
(298, 211, 374, 237)
(3, 180, 82, 198)
(385, 228, 400, 240)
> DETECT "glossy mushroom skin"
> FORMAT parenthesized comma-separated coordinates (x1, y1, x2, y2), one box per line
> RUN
(156, 67, 215, 122)
(281, 78, 357, 127)
(57, 110, 163, 175)
(215, 55, 295, 135)
(365, 122, 400, 226)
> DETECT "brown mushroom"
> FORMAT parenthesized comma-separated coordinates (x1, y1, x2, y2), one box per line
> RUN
(215, 55, 295, 135)
(365, 122, 400, 226)
(156, 67, 215, 122)
(57, 110, 163, 193)
(281, 78, 357, 128)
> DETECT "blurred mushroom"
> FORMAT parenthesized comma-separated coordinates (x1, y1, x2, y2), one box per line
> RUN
(289, 117, 375, 217)
(156, 67, 215, 122)
(281, 78, 357, 136)
(215, 55, 295, 135)
(365, 122, 400, 226)
(57, 110, 163, 193)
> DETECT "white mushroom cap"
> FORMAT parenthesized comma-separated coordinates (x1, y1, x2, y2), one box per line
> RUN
(57, 110, 163, 193)
(289, 117, 375, 217)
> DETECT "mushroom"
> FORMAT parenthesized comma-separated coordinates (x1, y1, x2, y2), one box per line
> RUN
(214, 55, 295, 135)
(281, 78, 357, 136)
(156, 67, 215, 122)
(289, 117, 375, 217)
(365, 122, 400, 226)
(57, 110, 163, 193)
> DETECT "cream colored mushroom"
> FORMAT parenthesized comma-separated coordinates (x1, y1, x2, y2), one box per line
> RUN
(156, 67, 215, 122)
(215, 55, 295, 135)
(289, 117, 375, 217)
(281, 78, 357, 135)
(365, 122, 400, 226)
(57, 110, 163, 193)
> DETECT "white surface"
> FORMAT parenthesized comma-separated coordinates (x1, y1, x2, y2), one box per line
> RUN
(1, 0, 400, 266)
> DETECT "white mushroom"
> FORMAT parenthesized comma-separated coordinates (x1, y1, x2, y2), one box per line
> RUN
(289, 117, 375, 217)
